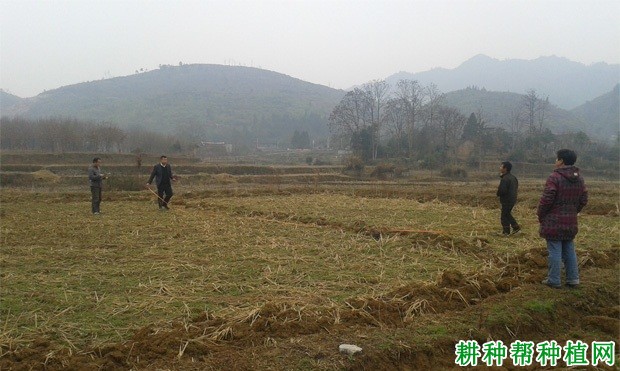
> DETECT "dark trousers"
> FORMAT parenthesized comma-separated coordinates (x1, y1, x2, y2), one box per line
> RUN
(91, 186, 102, 213)
(500, 203, 519, 233)
(157, 183, 173, 208)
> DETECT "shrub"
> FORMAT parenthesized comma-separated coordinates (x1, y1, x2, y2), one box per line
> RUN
(343, 156, 364, 175)
(418, 153, 441, 170)
(370, 163, 396, 179)
(31, 170, 61, 183)
(393, 166, 406, 178)
(313, 158, 331, 166)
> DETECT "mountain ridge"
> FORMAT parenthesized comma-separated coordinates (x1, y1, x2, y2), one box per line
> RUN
(2, 64, 347, 141)
(1, 56, 618, 142)
(385, 55, 620, 109)
(443, 85, 618, 140)
(570, 84, 620, 139)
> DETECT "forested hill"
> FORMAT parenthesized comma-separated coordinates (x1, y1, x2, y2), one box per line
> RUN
(387, 55, 620, 110)
(2, 58, 618, 144)
(1, 64, 346, 142)
(443, 86, 619, 140)
(442, 88, 581, 133)
(0, 90, 24, 113)
(570, 84, 620, 139)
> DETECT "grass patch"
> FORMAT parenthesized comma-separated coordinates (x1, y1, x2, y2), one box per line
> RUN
(524, 299, 555, 314)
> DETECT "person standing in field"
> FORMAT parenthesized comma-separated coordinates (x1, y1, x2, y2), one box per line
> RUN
(496, 161, 521, 236)
(538, 149, 588, 289)
(88, 157, 107, 215)
(146, 155, 176, 210)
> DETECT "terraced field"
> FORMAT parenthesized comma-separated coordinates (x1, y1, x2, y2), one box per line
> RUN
(0, 155, 618, 369)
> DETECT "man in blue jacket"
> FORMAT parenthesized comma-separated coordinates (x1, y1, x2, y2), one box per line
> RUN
(147, 155, 176, 210)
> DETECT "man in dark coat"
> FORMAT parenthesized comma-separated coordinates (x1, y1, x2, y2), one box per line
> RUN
(88, 157, 107, 215)
(147, 155, 176, 210)
(537, 149, 588, 289)
(496, 161, 520, 236)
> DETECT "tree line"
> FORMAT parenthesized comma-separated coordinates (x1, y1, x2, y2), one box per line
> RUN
(0, 116, 318, 155)
(0, 117, 188, 155)
(328, 80, 618, 169)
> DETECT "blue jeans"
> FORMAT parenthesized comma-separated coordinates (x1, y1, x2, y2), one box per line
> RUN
(546, 239, 579, 286)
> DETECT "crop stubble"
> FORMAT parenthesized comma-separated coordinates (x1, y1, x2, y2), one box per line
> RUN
(0, 182, 618, 370)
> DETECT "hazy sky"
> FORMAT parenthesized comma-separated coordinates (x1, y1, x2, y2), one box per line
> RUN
(1, 0, 619, 97)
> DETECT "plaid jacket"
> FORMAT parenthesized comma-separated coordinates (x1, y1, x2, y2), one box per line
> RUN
(537, 166, 588, 240)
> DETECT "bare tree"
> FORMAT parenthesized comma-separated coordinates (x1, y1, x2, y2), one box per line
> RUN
(328, 88, 373, 137)
(47, 118, 86, 152)
(474, 108, 489, 158)
(395, 79, 423, 157)
(385, 98, 407, 154)
(84, 123, 126, 152)
(522, 89, 538, 132)
(328, 88, 374, 158)
(363, 80, 389, 160)
(125, 126, 173, 154)
(508, 107, 525, 134)
(423, 83, 444, 128)
(521, 89, 549, 133)
(435, 105, 466, 164)
(86, 125, 103, 151)
(0, 117, 188, 155)
(536, 96, 549, 132)
(0, 117, 35, 150)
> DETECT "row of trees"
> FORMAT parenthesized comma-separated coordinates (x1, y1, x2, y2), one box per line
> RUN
(328, 80, 465, 163)
(2, 86, 616, 171)
(328, 79, 616, 168)
(0, 116, 321, 155)
(0, 117, 187, 155)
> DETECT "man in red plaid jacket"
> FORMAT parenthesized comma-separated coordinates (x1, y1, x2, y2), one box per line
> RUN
(537, 149, 588, 289)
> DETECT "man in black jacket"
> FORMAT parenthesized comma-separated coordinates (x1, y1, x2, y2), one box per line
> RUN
(147, 155, 176, 210)
(497, 161, 521, 236)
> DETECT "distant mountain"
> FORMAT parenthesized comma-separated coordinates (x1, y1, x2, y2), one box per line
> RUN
(1, 64, 346, 142)
(3, 57, 617, 144)
(443, 86, 618, 141)
(0, 90, 24, 114)
(443, 88, 525, 128)
(570, 84, 620, 139)
(387, 55, 620, 109)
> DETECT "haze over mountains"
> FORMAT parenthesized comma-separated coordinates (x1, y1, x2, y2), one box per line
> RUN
(386, 54, 619, 110)
(443, 84, 620, 140)
(1, 55, 618, 143)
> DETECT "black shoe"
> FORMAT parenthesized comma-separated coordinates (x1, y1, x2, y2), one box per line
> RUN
(541, 279, 562, 289)
(566, 283, 580, 289)
(511, 227, 521, 235)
